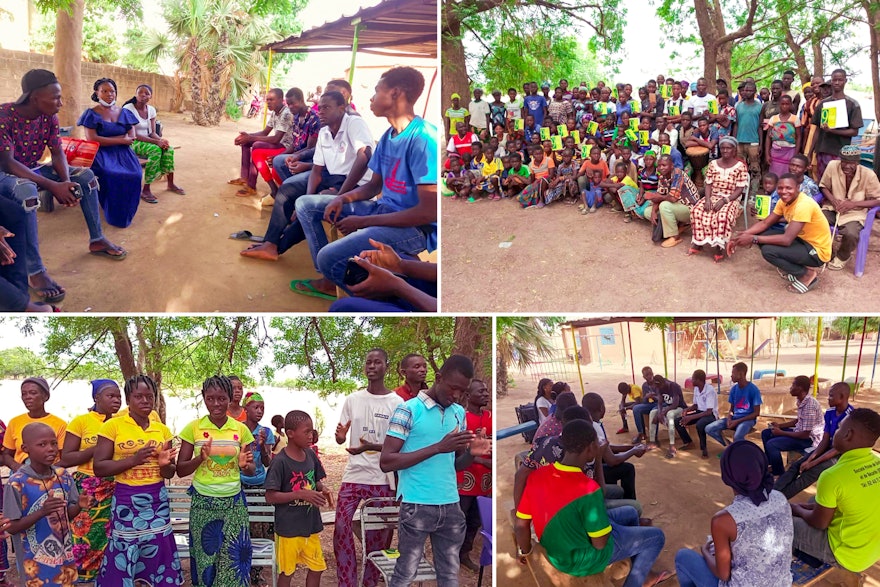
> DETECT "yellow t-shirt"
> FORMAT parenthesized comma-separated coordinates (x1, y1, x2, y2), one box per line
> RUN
(773, 192, 832, 262)
(66, 411, 112, 476)
(815, 448, 880, 572)
(480, 157, 502, 178)
(179, 416, 254, 498)
(628, 384, 643, 402)
(98, 414, 172, 486)
(2, 413, 67, 463)
(115, 407, 161, 423)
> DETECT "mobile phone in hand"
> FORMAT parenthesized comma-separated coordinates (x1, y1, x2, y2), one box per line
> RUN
(343, 258, 370, 286)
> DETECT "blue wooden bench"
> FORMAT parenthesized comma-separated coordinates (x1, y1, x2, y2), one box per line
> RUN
(497, 421, 537, 440)
(754, 369, 786, 380)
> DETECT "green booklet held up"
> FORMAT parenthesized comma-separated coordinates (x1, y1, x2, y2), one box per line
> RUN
(557, 124, 569, 138)
(596, 102, 609, 116)
(754, 194, 771, 219)
(550, 135, 563, 151)
(514, 118, 524, 130)
(707, 99, 719, 115)
(625, 129, 638, 143)
(639, 130, 650, 146)
(821, 106, 837, 128)
(630, 100, 640, 114)
(540, 126, 551, 141)
(570, 130, 580, 144)
(660, 145, 671, 155)
(660, 84, 672, 99)
(581, 144, 593, 159)
(668, 104, 680, 117)
(629, 119, 639, 132)
(586, 120, 600, 135)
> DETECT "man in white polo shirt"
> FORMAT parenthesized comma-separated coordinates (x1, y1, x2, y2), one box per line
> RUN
(240, 91, 373, 262)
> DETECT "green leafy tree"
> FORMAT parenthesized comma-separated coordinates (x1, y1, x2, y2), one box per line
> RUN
(442, 0, 625, 112)
(0, 348, 47, 379)
(495, 317, 556, 397)
(31, 6, 122, 63)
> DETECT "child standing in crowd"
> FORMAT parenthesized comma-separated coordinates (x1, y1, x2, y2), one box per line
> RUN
(265, 411, 332, 587)
(3, 423, 88, 587)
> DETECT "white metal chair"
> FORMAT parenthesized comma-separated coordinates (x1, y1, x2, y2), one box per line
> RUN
(358, 497, 436, 587)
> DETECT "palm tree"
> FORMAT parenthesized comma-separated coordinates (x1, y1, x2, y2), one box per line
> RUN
(496, 317, 556, 397)
(140, 0, 280, 126)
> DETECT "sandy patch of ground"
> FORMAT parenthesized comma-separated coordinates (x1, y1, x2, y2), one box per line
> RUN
(440, 196, 880, 313)
(32, 113, 333, 312)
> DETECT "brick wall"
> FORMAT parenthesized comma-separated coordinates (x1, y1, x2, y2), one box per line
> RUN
(0, 48, 178, 112)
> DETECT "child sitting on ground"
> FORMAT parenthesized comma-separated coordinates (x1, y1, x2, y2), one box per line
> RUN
(265, 411, 333, 587)
(547, 148, 579, 206)
(616, 382, 643, 434)
(474, 149, 502, 201)
(502, 152, 531, 199)
(3, 423, 88, 587)
(517, 146, 555, 208)
(446, 155, 472, 201)
(600, 161, 640, 220)
(577, 146, 610, 214)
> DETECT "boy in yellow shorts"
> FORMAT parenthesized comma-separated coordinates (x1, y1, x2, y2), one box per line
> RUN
(265, 410, 334, 587)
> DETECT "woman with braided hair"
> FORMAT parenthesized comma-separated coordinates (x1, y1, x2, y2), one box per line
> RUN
(93, 374, 182, 586)
(177, 375, 256, 587)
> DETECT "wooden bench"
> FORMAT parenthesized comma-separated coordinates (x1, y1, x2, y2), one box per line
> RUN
(167, 485, 277, 586)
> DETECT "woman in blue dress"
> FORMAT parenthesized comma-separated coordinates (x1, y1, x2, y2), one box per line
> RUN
(77, 78, 143, 228)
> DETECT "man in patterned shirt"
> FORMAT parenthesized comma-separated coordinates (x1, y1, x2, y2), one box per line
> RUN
(265, 87, 320, 200)
(228, 87, 292, 196)
(0, 68, 126, 306)
(761, 374, 824, 477)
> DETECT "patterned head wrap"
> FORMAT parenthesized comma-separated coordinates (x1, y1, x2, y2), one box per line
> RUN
(243, 391, 264, 405)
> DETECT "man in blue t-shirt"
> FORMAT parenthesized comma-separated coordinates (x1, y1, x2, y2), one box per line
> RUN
(732, 80, 762, 193)
(380, 355, 490, 587)
(705, 362, 762, 449)
(523, 81, 548, 127)
(293, 66, 438, 300)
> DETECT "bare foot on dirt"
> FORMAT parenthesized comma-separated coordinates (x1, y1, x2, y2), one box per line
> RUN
(240, 243, 279, 261)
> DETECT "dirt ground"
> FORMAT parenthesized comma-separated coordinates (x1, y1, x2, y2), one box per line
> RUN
(440, 195, 880, 313)
(32, 113, 334, 312)
(2, 449, 490, 586)
(495, 366, 880, 587)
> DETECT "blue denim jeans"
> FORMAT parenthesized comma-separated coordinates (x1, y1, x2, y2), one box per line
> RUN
(608, 506, 665, 587)
(674, 548, 719, 587)
(0, 195, 30, 311)
(294, 194, 429, 289)
(390, 502, 465, 587)
(272, 151, 313, 184)
(705, 417, 756, 447)
(632, 402, 655, 436)
(265, 169, 346, 253)
(0, 166, 103, 276)
(761, 427, 813, 476)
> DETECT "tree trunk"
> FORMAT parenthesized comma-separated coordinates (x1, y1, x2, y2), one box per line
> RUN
(452, 317, 490, 385)
(811, 37, 825, 78)
(54, 0, 84, 131)
(441, 2, 470, 112)
(865, 1, 880, 123)
(188, 44, 208, 126)
(496, 350, 508, 397)
(715, 44, 732, 89)
(110, 321, 138, 381)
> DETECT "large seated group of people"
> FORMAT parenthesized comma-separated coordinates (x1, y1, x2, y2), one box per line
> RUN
(445, 69, 880, 295)
(0, 351, 492, 587)
(0, 66, 438, 312)
(513, 363, 880, 586)
(233, 68, 438, 312)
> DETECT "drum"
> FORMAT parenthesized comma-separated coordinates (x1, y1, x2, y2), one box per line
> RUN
(685, 145, 710, 171)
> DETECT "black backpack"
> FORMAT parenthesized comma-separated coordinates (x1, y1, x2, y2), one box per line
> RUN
(515, 403, 539, 443)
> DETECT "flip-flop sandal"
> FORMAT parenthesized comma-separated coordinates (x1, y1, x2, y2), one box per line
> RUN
(33, 302, 61, 312)
(647, 570, 676, 587)
(236, 188, 257, 197)
(686, 247, 702, 256)
(141, 193, 159, 204)
(289, 279, 337, 301)
(788, 277, 818, 294)
(229, 230, 264, 242)
(90, 247, 127, 261)
(29, 285, 66, 304)
(168, 186, 186, 195)
(227, 178, 247, 186)
(713, 254, 725, 264)
(776, 267, 795, 282)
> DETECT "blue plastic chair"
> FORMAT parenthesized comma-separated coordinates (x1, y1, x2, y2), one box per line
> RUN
(476, 496, 492, 587)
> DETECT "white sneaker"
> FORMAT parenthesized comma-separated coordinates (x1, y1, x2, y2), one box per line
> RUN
(828, 257, 847, 271)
